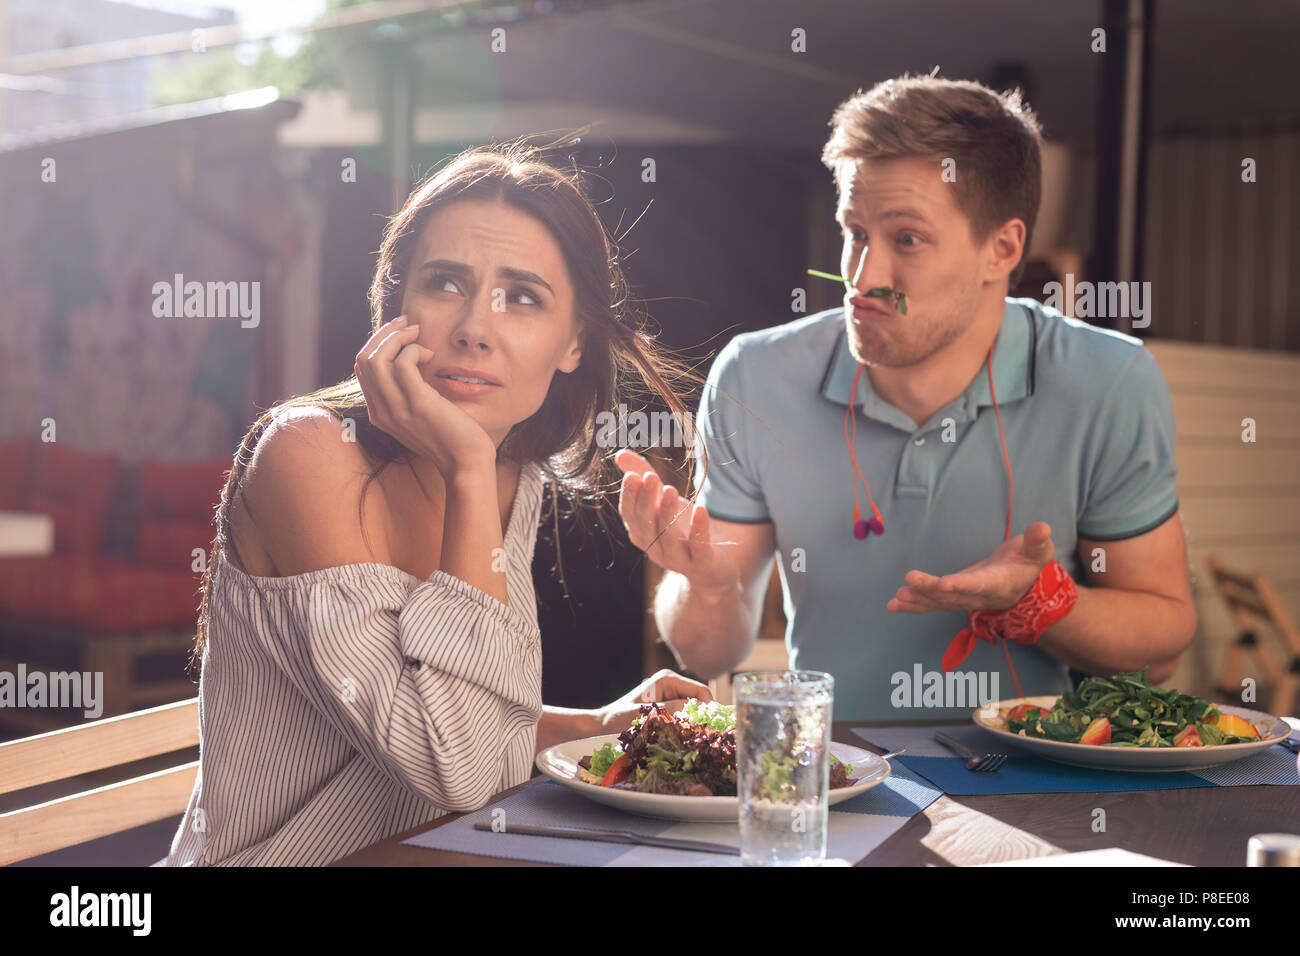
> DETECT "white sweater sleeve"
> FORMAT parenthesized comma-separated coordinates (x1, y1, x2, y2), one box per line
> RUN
(243, 564, 542, 812)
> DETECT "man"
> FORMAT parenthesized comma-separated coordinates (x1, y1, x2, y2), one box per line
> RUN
(615, 74, 1196, 721)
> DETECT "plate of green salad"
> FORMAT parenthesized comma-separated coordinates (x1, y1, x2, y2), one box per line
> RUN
(972, 669, 1292, 771)
(535, 698, 890, 822)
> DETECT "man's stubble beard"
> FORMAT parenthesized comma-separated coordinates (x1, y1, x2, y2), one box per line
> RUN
(848, 306, 972, 368)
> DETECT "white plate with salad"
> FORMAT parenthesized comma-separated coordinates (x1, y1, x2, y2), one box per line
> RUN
(535, 698, 890, 822)
(972, 669, 1292, 772)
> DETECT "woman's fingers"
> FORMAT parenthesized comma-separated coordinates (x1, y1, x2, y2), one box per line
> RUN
(652, 672, 712, 702)
(366, 325, 419, 363)
(355, 314, 407, 362)
(357, 320, 422, 428)
(367, 326, 422, 399)
(391, 342, 438, 417)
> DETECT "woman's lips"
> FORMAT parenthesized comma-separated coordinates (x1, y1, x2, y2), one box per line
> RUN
(433, 370, 502, 397)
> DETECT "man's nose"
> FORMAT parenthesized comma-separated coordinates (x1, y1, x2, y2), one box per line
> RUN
(848, 245, 890, 293)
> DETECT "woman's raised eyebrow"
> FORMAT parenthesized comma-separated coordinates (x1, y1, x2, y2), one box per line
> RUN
(417, 258, 470, 275)
(498, 266, 554, 295)
(417, 259, 552, 295)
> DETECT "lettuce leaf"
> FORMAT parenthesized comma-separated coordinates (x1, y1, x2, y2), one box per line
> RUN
(680, 698, 736, 731)
(588, 742, 622, 778)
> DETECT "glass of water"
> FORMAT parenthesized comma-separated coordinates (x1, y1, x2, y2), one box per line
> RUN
(733, 670, 834, 866)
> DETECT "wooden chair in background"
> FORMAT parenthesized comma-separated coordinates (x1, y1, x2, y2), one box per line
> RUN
(1206, 555, 1300, 717)
(0, 697, 198, 865)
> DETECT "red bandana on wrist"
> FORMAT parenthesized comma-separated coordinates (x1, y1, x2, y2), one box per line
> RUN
(941, 559, 1079, 690)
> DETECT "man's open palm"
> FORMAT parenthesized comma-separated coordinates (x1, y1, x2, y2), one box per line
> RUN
(888, 521, 1055, 613)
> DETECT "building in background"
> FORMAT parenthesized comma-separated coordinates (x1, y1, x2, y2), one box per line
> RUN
(0, 0, 234, 138)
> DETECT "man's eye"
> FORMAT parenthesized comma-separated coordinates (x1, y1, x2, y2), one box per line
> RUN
(898, 233, 921, 248)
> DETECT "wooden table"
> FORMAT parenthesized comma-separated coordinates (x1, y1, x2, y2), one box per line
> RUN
(332, 720, 1300, 867)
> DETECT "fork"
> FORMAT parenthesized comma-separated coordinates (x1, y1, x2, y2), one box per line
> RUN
(934, 732, 1007, 772)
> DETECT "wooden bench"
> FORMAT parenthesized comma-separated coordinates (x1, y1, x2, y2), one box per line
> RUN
(0, 697, 198, 865)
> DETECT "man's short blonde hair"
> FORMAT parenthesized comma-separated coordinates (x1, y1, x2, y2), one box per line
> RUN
(822, 73, 1044, 287)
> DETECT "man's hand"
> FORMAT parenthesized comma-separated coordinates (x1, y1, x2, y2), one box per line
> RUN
(614, 448, 740, 596)
(887, 521, 1055, 614)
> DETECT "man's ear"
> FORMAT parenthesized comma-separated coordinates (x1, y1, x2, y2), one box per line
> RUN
(985, 218, 1027, 284)
(558, 327, 586, 374)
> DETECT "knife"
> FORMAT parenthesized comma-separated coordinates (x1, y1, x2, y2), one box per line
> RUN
(472, 820, 740, 855)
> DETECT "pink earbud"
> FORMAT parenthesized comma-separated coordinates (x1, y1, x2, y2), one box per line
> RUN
(852, 516, 885, 538)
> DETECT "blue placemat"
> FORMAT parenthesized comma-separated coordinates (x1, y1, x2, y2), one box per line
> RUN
(402, 762, 943, 866)
(853, 724, 1300, 795)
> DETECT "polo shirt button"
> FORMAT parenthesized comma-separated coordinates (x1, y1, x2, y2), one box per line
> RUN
(913, 435, 926, 446)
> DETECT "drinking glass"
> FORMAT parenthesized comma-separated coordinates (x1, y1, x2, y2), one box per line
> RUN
(733, 670, 834, 866)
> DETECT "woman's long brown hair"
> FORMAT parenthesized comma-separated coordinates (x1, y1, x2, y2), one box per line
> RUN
(189, 131, 705, 673)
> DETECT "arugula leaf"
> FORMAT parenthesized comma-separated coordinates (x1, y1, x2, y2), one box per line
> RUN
(1038, 669, 1243, 749)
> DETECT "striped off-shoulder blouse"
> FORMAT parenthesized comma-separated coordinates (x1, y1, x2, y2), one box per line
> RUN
(164, 459, 545, 866)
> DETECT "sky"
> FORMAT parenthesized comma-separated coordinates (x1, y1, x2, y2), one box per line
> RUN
(109, 0, 329, 56)
(207, 0, 328, 36)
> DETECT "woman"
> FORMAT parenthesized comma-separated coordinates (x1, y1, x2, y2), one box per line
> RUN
(164, 136, 710, 867)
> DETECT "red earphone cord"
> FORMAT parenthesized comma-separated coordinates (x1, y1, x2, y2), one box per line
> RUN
(845, 348, 1027, 695)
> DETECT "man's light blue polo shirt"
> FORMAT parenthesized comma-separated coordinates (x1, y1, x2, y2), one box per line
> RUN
(693, 297, 1180, 721)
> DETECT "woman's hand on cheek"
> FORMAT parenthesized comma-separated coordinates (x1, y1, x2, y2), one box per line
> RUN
(354, 315, 499, 478)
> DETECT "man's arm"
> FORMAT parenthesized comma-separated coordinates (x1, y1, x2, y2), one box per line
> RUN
(653, 517, 777, 680)
(1036, 512, 1196, 683)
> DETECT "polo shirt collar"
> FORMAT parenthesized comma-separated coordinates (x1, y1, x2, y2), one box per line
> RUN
(818, 299, 1036, 429)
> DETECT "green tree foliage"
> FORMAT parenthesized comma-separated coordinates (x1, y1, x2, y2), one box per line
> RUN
(152, 0, 373, 105)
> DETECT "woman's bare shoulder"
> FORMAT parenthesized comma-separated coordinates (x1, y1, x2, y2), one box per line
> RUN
(234, 405, 388, 576)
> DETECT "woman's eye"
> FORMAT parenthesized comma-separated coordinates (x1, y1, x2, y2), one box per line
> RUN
(898, 233, 921, 248)
(427, 273, 462, 294)
(513, 289, 541, 307)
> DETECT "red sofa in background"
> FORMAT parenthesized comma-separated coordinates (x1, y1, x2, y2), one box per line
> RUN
(0, 437, 230, 729)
